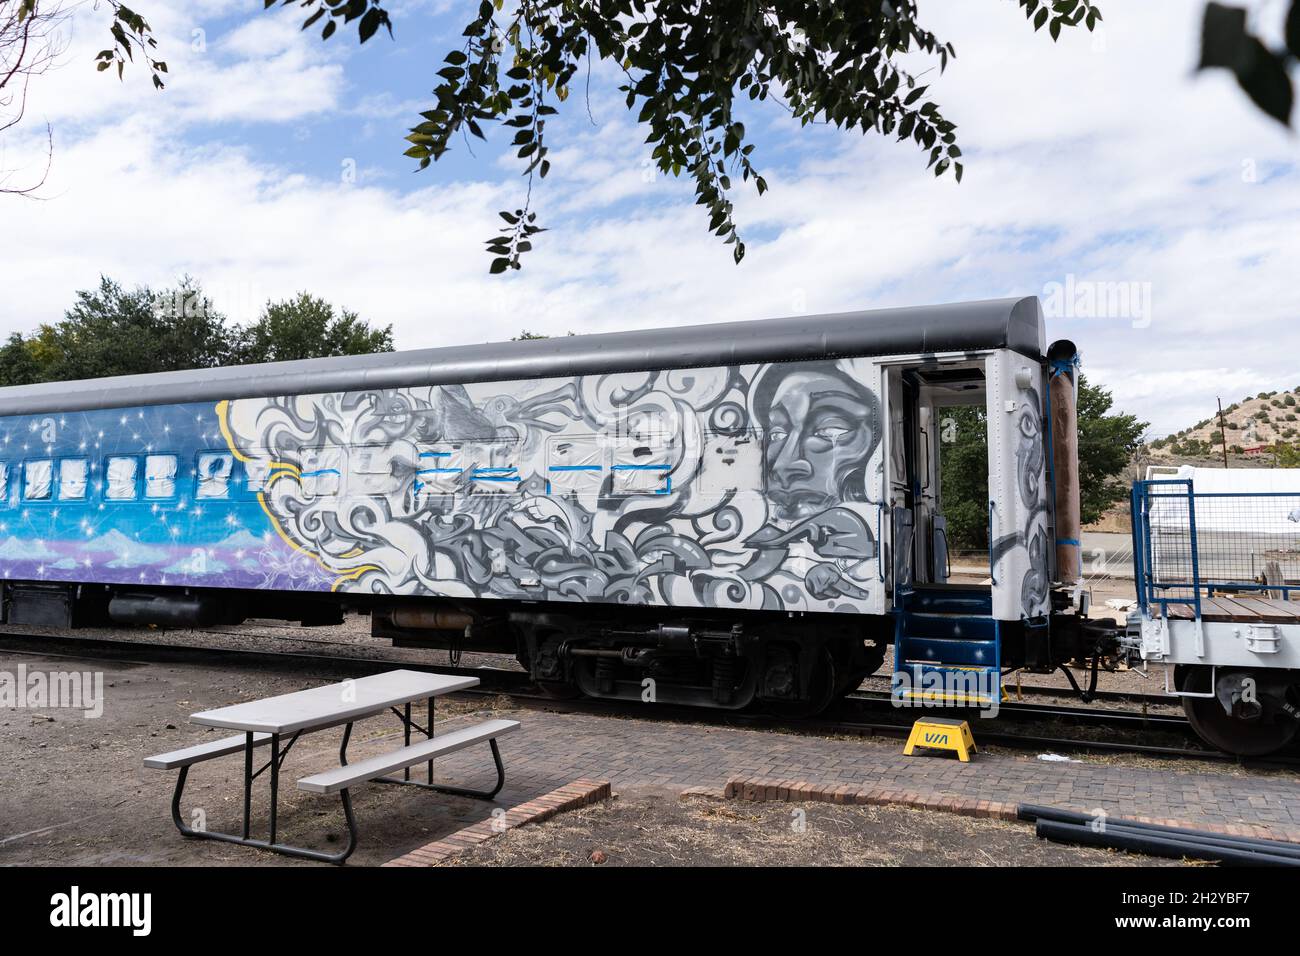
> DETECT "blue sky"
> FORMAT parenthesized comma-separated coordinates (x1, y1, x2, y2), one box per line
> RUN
(3, 0, 1300, 437)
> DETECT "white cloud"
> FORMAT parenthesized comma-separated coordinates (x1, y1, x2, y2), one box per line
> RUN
(1, 0, 1297, 440)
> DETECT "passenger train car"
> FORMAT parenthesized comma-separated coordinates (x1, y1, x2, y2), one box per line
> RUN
(0, 297, 1294, 755)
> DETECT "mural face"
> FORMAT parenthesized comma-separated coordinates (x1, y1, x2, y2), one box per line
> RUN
(216, 359, 884, 614)
(757, 366, 881, 522)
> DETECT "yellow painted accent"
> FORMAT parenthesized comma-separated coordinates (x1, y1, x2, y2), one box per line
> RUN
(903, 718, 978, 762)
(898, 689, 997, 707)
(216, 399, 376, 592)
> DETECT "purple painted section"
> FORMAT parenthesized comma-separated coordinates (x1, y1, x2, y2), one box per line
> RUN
(0, 530, 336, 592)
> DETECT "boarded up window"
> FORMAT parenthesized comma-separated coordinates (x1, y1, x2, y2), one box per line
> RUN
(244, 458, 271, 494)
(611, 440, 672, 495)
(547, 436, 603, 494)
(197, 453, 234, 499)
(465, 439, 520, 494)
(24, 460, 52, 500)
(107, 457, 138, 500)
(59, 459, 89, 500)
(300, 447, 343, 498)
(414, 443, 464, 497)
(350, 444, 407, 496)
(0, 462, 7, 501)
(700, 430, 762, 495)
(145, 455, 178, 499)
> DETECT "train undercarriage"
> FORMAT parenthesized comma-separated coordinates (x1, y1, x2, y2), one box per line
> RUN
(4, 578, 1298, 756)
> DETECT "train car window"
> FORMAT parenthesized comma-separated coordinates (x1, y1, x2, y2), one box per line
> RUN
(464, 439, 520, 494)
(300, 447, 342, 498)
(611, 440, 673, 495)
(700, 429, 763, 495)
(24, 459, 53, 500)
(145, 454, 178, 499)
(546, 436, 604, 494)
(350, 444, 407, 496)
(243, 458, 270, 494)
(58, 458, 89, 500)
(414, 443, 464, 496)
(106, 456, 138, 500)
(196, 453, 234, 499)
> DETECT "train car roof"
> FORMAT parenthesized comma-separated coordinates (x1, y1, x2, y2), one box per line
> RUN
(0, 295, 1044, 415)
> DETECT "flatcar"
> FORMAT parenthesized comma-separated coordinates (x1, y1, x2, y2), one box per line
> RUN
(0, 297, 1293, 755)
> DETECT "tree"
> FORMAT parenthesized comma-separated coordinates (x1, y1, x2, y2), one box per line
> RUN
(2, 2, 165, 195)
(234, 292, 393, 364)
(1198, 2, 1299, 127)
(1, 0, 67, 195)
(0, 280, 393, 387)
(4, 276, 235, 383)
(939, 375, 1146, 549)
(96, 1, 1100, 272)
(1076, 375, 1147, 524)
(938, 404, 989, 551)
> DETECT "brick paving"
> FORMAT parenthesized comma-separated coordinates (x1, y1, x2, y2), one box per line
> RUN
(427, 705, 1300, 843)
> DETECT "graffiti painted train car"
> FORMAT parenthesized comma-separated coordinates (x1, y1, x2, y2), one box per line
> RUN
(0, 297, 1102, 716)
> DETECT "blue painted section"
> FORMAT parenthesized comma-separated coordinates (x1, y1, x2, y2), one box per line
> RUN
(0, 401, 312, 590)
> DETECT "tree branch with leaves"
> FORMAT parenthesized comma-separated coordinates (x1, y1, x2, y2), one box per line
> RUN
(268, 0, 1101, 272)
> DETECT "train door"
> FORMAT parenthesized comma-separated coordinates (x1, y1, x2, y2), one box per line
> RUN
(882, 358, 990, 604)
(984, 349, 1051, 622)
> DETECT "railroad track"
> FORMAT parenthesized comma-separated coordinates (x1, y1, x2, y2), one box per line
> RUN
(4, 630, 1297, 768)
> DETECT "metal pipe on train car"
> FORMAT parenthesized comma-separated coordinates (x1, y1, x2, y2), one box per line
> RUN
(389, 608, 474, 631)
(1047, 340, 1082, 584)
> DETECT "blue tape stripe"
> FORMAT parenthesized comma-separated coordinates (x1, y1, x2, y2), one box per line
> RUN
(611, 463, 670, 471)
(416, 467, 461, 474)
(1056, 537, 1081, 547)
(473, 476, 519, 483)
(472, 467, 517, 474)
(548, 465, 602, 472)
(300, 468, 340, 478)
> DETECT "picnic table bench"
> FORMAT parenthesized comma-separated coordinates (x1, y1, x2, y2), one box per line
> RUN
(144, 669, 518, 864)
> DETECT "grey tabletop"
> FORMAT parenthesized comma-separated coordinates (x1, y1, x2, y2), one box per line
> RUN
(190, 669, 479, 735)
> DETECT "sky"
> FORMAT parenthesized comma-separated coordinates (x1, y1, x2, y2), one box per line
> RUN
(2, 0, 1298, 438)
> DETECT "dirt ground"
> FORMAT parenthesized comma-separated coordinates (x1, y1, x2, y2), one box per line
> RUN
(444, 792, 1183, 867)
(1, 635, 1216, 869)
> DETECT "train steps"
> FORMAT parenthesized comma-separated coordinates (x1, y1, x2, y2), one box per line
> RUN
(892, 590, 1001, 707)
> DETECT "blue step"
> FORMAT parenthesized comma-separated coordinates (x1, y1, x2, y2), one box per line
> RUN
(892, 662, 1001, 707)
(900, 612, 998, 642)
(908, 587, 993, 616)
(892, 607, 1003, 706)
(898, 636, 998, 668)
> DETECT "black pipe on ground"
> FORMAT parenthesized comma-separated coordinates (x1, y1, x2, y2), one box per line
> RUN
(1035, 819, 1300, 867)
(1018, 803, 1300, 856)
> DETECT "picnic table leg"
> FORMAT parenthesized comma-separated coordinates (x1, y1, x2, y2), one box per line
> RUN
(403, 703, 411, 781)
(164, 727, 356, 864)
(427, 697, 434, 785)
(269, 733, 280, 845)
(242, 731, 253, 840)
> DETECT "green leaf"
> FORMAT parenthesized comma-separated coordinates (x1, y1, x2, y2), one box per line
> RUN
(489, 257, 511, 274)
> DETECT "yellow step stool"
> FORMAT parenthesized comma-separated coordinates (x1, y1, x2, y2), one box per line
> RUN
(903, 717, 977, 762)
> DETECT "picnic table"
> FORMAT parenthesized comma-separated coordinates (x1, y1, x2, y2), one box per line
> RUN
(144, 669, 519, 864)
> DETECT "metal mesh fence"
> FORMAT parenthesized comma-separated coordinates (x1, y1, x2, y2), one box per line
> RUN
(1138, 483, 1300, 605)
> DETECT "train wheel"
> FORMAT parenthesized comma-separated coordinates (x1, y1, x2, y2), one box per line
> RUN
(1177, 666, 1300, 756)
(763, 646, 837, 718)
(535, 680, 582, 700)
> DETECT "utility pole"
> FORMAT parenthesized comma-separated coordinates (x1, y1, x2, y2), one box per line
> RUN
(1217, 397, 1230, 468)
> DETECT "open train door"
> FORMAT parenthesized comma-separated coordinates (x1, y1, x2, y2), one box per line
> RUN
(984, 349, 1051, 623)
